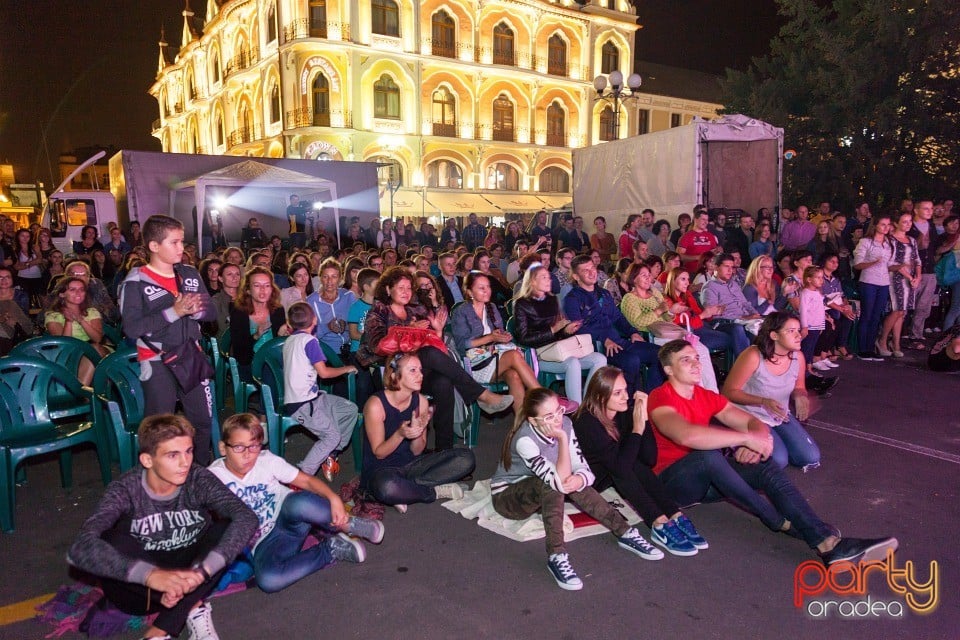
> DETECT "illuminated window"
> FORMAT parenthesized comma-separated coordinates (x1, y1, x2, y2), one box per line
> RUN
(431, 11, 455, 58)
(426, 160, 463, 188)
(492, 94, 514, 142)
(548, 35, 566, 76)
(372, 156, 403, 186)
(599, 106, 616, 141)
(267, 4, 278, 42)
(374, 74, 401, 119)
(269, 84, 281, 123)
(215, 115, 225, 146)
(372, 0, 399, 37)
(432, 87, 456, 136)
(312, 74, 330, 125)
(211, 50, 221, 83)
(487, 163, 519, 191)
(493, 23, 515, 66)
(601, 41, 618, 74)
(309, 0, 327, 37)
(547, 102, 565, 146)
(540, 167, 569, 192)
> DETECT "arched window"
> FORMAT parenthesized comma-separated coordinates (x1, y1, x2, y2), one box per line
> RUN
(266, 3, 278, 43)
(539, 167, 570, 193)
(215, 114, 225, 147)
(599, 105, 616, 141)
(372, 0, 399, 37)
(309, 0, 327, 37)
(238, 104, 254, 141)
(431, 10, 455, 58)
(493, 23, 515, 66)
(371, 155, 403, 186)
(546, 102, 565, 147)
(492, 94, 514, 142)
(432, 87, 456, 136)
(487, 162, 519, 191)
(312, 74, 330, 126)
(211, 50, 222, 84)
(426, 160, 463, 188)
(374, 74, 401, 119)
(185, 70, 195, 101)
(160, 89, 168, 117)
(601, 41, 619, 74)
(190, 124, 200, 153)
(548, 34, 567, 76)
(269, 84, 281, 123)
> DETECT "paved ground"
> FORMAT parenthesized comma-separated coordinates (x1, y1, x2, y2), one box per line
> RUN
(1, 349, 956, 639)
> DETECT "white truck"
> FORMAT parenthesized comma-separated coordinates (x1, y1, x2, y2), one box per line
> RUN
(43, 150, 380, 254)
(572, 114, 783, 229)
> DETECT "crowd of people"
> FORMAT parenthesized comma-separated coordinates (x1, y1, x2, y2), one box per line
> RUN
(2, 196, 953, 636)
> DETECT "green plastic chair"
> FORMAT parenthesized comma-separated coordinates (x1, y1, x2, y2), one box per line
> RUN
(91, 348, 143, 471)
(216, 329, 232, 407)
(316, 343, 361, 469)
(0, 357, 111, 531)
(10, 336, 104, 414)
(100, 323, 125, 349)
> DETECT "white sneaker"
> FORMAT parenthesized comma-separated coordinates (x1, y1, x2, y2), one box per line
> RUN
(393, 503, 408, 514)
(434, 483, 465, 500)
(822, 359, 840, 368)
(184, 602, 220, 640)
(812, 360, 833, 371)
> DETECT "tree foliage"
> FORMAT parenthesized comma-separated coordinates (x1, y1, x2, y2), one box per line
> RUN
(721, 0, 960, 209)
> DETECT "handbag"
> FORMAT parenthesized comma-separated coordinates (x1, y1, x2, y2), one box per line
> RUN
(536, 334, 594, 362)
(374, 325, 449, 358)
(647, 321, 687, 340)
(160, 339, 215, 391)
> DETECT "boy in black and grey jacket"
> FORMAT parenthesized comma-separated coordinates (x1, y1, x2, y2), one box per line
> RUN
(68, 414, 257, 640)
(120, 215, 218, 464)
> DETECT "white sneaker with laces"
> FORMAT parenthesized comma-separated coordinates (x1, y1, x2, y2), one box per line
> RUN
(434, 483, 465, 500)
(184, 602, 220, 640)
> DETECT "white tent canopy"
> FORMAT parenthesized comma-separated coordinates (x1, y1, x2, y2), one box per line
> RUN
(171, 159, 341, 246)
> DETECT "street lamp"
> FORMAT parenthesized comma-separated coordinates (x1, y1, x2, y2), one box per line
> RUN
(593, 70, 642, 140)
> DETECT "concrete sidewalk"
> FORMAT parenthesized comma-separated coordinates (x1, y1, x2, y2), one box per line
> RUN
(0, 351, 955, 639)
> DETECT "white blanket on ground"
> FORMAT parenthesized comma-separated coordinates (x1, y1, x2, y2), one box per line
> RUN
(441, 479, 642, 542)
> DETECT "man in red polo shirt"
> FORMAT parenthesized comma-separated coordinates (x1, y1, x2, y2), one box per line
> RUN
(677, 210, 718, 274)
(647, 339, 897, 567)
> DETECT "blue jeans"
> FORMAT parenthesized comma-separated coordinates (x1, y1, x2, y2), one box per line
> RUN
(943, 281, 960, 330)
(609, 341, 663, 394)
(693, 326, 733, 354)
(537, 351, 607, 403)
(770, 416, 820, 471)
(658, 450, 834, 548)
(363, 448, 476, 505)
(253, 491, 338, 593)
(710, 320, 752, 357)
(800, 329, 821, 363)
(857, 282, 889, 353)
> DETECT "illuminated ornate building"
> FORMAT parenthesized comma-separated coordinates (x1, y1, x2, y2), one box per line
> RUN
(150, 0, 721, 220)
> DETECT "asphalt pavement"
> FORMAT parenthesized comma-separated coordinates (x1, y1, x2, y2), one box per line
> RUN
(0, 349, 956, 639)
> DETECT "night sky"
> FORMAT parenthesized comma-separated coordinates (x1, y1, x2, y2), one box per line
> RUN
(0, 0, 782, 185)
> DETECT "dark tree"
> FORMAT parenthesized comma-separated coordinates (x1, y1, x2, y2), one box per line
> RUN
(721, 0, 960, 210)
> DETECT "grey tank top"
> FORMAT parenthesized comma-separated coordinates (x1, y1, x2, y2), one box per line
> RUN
(736, 355, 800, 425)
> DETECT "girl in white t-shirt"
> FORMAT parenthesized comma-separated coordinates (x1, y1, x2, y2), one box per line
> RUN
(798, 267, 837, 375)
(208, 413, 385, 593)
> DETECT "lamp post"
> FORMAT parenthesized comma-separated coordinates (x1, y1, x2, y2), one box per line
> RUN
(593, 70, 642, 140)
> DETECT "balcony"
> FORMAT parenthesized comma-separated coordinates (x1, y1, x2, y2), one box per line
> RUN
(432, 122, 458, 137)
(285, 108, 353, 129)
(546, 132, 566, 147)
(225, 46, 259, 77)
(282, 19, 351, 42)
(492, 49, 515, 66)
(227, 124, 262, 147)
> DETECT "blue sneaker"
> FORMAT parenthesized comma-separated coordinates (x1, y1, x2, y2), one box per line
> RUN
(673, 514, 708, 550)
(651, 520, 698, 556)
(617, 527, 664, 560)
(546, 552, 583, 590)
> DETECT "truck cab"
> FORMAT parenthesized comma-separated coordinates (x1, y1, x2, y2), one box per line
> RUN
(43, 191, 120, 255)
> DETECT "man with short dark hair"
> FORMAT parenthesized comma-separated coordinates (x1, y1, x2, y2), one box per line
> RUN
(700, 254, 758, 356)
(649, 339, 898, 568)
(462, 213, 486, 252)
(557, 217, 583, 253)
(287, 194, 308, 249)
(68, 414, 257, 640)
(726, 212, 754, 262)
(563, 255, 662, 395)
(779, 205, 816, 251)
(677, 211, 718, 274)
(436, 252, 464, 308)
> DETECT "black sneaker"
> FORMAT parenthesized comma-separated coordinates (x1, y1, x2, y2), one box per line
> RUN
(819, 536, 898, 567)
(857, 352, 883, 362)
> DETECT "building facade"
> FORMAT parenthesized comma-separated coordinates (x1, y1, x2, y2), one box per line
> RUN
(151, 0, 720, 220)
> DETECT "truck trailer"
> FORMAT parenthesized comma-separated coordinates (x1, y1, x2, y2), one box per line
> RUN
(572, 114, 783, 230)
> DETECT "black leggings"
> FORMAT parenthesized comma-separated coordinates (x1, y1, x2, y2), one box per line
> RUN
(417, 346, 485, 450)
(142, 360, 215, 466)
(97, 521, 228, 635)
(594, 459, 680, 527)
